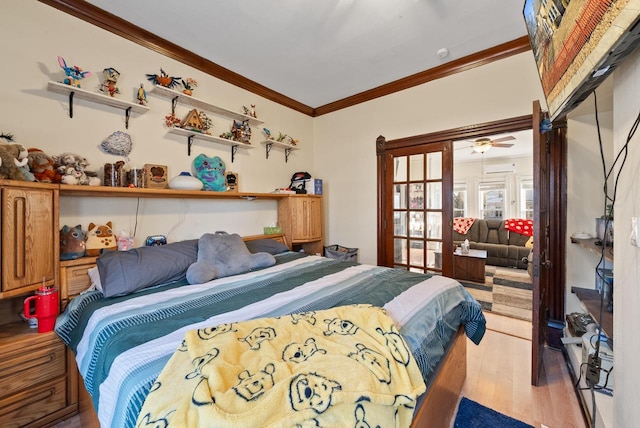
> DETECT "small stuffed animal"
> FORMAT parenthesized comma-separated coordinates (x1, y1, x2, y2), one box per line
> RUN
(27, 148, 62, 183)
(192, 154, 226, 191)
(53, 152, 100, 186)
(0, 141, 30, 181)
(60, 225, 86, 260)
(85, 221, 117, 256)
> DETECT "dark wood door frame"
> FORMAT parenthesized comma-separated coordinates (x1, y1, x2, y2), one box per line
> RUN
(376, 113, 566, 340)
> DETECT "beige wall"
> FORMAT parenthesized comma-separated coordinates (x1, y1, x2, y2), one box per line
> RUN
(612, 47, 640, 427)
(313, 52, 545, 264)
(1, 1, 314, 244)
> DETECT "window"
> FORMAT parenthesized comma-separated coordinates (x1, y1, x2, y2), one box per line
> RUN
(520, 178, 534, 219)
(453, 182, 467, 218)
(478, 180, 506, 220)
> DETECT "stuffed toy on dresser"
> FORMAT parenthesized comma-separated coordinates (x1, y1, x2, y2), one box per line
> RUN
(85, 221, 117, 256)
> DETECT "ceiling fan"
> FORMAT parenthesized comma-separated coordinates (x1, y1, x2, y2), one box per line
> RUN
(458, 136, 516, 154)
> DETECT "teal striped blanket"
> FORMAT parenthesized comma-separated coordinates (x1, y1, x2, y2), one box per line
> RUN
(55, 253, 485, 428)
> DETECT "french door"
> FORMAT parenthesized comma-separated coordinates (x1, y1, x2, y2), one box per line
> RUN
(377, 137, 454, 277)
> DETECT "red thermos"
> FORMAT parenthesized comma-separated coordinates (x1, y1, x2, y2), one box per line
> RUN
(23, 285, 59, 333)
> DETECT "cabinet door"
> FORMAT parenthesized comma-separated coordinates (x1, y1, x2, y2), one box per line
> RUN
(307, 197, 323, 240)
(290, 197, 309, 240)
(1, 187, 56, 293)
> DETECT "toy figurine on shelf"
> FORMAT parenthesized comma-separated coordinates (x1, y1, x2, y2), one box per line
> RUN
(181, 78, 198, 96)
(137, 84, 147, 105)
(276, 132, 288, 142)
(262, 128, 273, 140)
(180, 109, 212, 135)
(58, 56, 91, 88)
(100, 67, 121, 97)
(164, 113, 181, 128)
(146, 68, 181, 89)
(219, 131, 234, 140)
(231, 120, 251, 143)
(286, 135, 299, 146)
(242, 104, 258, 118)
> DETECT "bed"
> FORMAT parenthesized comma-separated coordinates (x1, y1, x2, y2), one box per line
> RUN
(55, 234, 485, 427)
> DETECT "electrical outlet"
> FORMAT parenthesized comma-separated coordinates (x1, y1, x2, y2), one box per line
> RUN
(586, 354, 602, 385)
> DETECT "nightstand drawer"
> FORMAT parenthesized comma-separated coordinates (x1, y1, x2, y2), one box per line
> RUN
(0, 376, 67, 428)
(65, 264, 93, 296)
(0, 341, 66, 399)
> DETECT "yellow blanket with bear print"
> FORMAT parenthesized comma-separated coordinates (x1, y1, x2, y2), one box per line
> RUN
(136, 305, 426, 428)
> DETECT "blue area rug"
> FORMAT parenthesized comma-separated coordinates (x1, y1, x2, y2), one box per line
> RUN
(454, 397, 533, 428)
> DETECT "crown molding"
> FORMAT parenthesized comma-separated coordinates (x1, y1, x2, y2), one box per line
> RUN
(39, 1, 531, 117)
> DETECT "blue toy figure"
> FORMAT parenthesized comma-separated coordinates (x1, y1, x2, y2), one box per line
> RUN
(58, 56, 91, 88)
(193, 154, 227, 191)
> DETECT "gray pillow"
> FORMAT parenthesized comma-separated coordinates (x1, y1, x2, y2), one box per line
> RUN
(97, 239, 198, 297)
(245, 238, 289, 255)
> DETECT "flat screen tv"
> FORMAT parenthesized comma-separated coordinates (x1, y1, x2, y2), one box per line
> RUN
(523, 0, 640, 120)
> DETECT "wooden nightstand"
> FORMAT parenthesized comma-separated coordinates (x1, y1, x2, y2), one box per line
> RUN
(0, 324, 77, 427)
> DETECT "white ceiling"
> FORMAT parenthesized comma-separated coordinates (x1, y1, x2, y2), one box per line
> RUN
(85, 0, 529, 108)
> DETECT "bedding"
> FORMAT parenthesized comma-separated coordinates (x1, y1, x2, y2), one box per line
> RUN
(137, 305, 425, 427)
(55, 252, 486, 428)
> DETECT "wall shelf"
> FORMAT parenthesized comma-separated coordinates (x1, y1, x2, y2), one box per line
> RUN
(151, 85, 263, 126)
(571, 237, 613, 262)
(47, 81, 149, 128)
(59, 184, 285, 200)
(261, 140, 299, 162)
(167, 127, 254, 160)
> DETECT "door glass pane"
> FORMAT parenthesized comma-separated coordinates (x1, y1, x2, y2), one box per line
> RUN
(409, 154, 424, 181)
(426, 241, 443, 269)
(426, 182, 442, 209)
(394, 238, 407, 264)
(409, 240, 424, 267)
(409, 184, 423, 209)
(394, 211, 407, 237)
(427, 152, 442, 180)
(394, 156, 407, 182)
(394, 184, 407, 209)
(410, 212, 424, 237)
(426, 212, 442, 239)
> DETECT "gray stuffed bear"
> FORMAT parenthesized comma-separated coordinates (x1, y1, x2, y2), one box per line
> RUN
(186, 232, 276, 284)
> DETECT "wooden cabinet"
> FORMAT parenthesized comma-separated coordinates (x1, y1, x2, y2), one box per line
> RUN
(278, 195, 323, 255)
(0, 326, 77, 428)
(1, 181, 59, 298)
(0, 180, 76, 427)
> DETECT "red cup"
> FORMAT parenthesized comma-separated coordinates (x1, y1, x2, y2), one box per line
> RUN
(23, 286, 59, 333)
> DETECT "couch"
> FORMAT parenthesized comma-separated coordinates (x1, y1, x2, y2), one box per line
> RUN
(453, 219, 531, 269)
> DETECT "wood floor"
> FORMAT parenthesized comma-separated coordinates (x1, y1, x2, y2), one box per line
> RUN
(457, 312, 587, 427)
(53, 312, 586, 428)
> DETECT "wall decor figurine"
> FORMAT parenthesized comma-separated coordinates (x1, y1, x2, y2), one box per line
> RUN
(242, 104, 258, 118)
(180, 109, 212, 134)
(181, 78, 197, 96)
(193, 154, 227, 191)
(57, 56, 91, 88)
(100, 67, 121, 97)
(101, 131, 132, 158)
(262, 128, 273, 140)
(146, 68, 181, 89)
(137, 84, 148, 105)
(231, 120, 251, 144)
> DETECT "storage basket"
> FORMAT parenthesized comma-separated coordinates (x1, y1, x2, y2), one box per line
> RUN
(323, 245, 358, 262)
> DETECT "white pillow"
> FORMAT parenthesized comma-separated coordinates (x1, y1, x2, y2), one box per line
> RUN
(87, 266, 103, 293)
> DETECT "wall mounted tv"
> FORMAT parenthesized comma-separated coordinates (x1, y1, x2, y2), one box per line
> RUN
(523, 0, 640, 120)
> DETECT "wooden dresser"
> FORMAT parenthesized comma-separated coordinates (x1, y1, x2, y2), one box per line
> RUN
(0, 180, 77, 427)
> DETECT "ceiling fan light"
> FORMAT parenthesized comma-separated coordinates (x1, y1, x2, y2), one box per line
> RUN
(472, 143, 492, 153)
